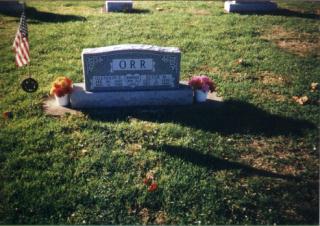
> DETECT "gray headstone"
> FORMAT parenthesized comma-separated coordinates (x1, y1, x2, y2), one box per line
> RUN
(0, 0, 23, 12)
(224, 0, 278, 13)
(82, 44, 181, 92)
(105, 0, 133, 12)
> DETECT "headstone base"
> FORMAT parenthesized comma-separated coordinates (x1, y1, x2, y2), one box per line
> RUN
(105, 0, 133, 12)
(224, 1, 278, 13)
(70, 83, 193, 108)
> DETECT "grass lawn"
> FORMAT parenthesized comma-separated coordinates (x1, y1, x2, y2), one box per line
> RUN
(0, 0, 319, 224)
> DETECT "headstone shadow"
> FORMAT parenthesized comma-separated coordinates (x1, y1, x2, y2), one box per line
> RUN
(82, 99, 316, 137)
(239, 8, 320, 20)
(129, 8, 150, 14)
(159, 144, 299, 181)
(101, 7, 150, 14)
(0, 6, 86, 23)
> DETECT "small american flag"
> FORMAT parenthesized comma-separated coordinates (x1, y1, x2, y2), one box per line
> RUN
(12, 10, 30, 67)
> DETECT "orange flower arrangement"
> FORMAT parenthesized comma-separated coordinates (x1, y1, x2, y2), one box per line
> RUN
(50, 76, 73, 97)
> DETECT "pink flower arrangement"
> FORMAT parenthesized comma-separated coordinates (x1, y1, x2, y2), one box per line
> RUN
(188, 75, 215, 93)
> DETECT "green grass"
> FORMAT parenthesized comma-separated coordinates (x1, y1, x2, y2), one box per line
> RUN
(0, 0, 319, 224)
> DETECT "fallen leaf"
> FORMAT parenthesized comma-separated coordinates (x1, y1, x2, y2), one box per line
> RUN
(81, 149, 89, 156)
(310, 82, 318, 92)
(292, 96, 309, 105)
(127, 143, 142, 153)
(236, 58, 244, 65)
(292, 96, 299, 101)
(139, 208, 150, 224)
(2, 111, 13, 119)
(155, 211, 167, 224)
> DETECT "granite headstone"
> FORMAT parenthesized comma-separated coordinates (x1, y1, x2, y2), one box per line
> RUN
(82, 44, 180, 92)
(105, 0, 133, 12)
(71, 44, 193, 108)
(224, 0, 278, 13)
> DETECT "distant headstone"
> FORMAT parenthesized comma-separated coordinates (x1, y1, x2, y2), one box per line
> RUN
(0, 0, 23, 12)
(105, 0, 133, 12)
(224, 0, 278, 13)
(71, 44, 193, 108)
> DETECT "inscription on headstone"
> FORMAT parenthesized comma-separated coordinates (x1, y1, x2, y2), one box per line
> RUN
(82, 44, 181, 91)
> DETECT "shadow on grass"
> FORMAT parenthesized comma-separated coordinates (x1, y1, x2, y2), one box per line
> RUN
(159, 144, 299, 181)
(82, 99, 316, 137)
(101, 6, 150, 14)
(0, 6, 86, 23)
(130, 8, 150, 14)
(239, 8, 320, 20)
(109, 9, 150, 14)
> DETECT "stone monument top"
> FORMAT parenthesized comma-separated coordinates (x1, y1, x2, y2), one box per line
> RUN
(82, 44, 180, 54)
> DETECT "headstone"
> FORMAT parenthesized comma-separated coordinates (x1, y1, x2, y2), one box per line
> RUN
(0, 0, 23, 12)
(224, 0, 278, 13)
(82, 44, 180, 92)
(70, 44, 193, 108)
(105, 0, 133, 12)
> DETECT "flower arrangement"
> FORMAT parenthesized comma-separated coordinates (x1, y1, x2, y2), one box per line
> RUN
(188, 75, 215, 93)
(50, 76, 73, 97)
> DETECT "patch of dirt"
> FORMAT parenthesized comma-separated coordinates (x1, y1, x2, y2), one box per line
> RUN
(240, 139, 315, 176)
(261, 26, 320, 57)
(250, 87, 287, 102)
(188, 8, 210, 16)
(259, 71, 288, 86)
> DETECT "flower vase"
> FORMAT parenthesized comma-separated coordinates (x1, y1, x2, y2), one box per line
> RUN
(195, 90, 208, 102)
(55, 94, 69, 106)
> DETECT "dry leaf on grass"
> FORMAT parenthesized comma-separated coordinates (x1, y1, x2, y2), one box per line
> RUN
(127, 143, 142, 153)
(292, 96, 309, 105)
(80, 149, 89, 156)
(236, 58, 244, 65)
(310, 82, 318, 92)
(139, 208, 150, 224)
(155, 211, 167, 224)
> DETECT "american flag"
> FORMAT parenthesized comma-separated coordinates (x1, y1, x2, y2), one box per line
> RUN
(12, 10, 30, 67)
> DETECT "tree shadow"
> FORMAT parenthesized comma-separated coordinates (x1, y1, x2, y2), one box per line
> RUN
(159, 144, 299, 181)
(82, 99, 316, 137)
(239, 8, 320, 20)
(0, 6, 86, 23)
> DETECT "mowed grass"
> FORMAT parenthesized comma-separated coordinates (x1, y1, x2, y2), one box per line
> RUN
(0, 0, 319, 224)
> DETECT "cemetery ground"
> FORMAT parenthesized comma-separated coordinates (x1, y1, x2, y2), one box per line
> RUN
(0, 0, 319, 224)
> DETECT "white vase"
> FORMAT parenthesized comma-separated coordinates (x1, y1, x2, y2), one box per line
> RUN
(55, 94, 69, 106)
(195, 90, 208, 102)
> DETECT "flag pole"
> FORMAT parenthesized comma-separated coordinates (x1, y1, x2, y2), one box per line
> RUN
(22, 1, 31, 78)
(23, 1, 33, 108)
